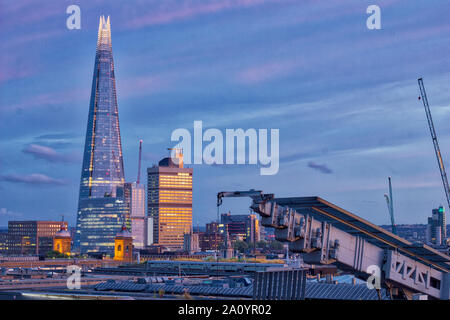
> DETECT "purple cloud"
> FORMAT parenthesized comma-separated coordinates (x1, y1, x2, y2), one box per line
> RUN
(307, 161, 333, 174)
(126, 0, 291, 28)
(0, 173, 68, 186)
(22, 144, 78, 163)
(237, 60, 299, 84)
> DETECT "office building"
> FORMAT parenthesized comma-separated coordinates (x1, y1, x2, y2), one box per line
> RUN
(5, 221, 67, 256)
(74, 16, 129, 255)
(125, 182, 146, 248)
(147, 151, 193, 250)
(426, 206, 447, 245)
(198, 222, 224, 251)
(220, 212, 260, 243)
(147, 217, 154, 246)
(0, 230, 9, 254)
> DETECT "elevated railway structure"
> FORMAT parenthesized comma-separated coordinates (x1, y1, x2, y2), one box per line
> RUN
(217, 190, 450, 299)
(93, 260, 285, 277)
(0, 258, 123, 269)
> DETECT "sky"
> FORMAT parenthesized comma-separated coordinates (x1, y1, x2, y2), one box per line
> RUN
(1, 0, 450, 228)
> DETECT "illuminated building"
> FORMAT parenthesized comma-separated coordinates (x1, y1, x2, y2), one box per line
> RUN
(147, 151, 193, 250)
(147, 217, 154, 246)
(5, 221, 67, 256)
(198, 222, 224, 251)
(426, 206, 447, 245)
(125, 182, 146, 248)
(114, 224, 133, 262)
(53, 223, 72, 255)
(0, 231, 7, 254)
(73, 16, 130, 255)
(220, 212, 260, 243)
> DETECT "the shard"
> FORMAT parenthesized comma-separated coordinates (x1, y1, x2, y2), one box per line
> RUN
(73, 16, 129, 255)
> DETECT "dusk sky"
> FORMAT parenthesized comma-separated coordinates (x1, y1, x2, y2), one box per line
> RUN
(2, 0, 450, 228)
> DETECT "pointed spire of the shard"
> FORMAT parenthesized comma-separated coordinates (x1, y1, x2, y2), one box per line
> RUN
(97, 15, 111, 49)
(74, 15, 128, 255)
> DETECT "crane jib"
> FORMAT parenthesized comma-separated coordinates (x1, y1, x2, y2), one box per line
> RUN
(418, 78, 450, 209)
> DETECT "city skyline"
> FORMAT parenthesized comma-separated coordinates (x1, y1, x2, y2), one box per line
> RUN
(2, 1, 450, 228)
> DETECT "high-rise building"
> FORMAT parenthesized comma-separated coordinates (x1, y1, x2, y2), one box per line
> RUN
(147, 151, 193, 250)
(74, 16, 129, 255)
(426, 206, 447, 245)
(125, 182, 146, 248)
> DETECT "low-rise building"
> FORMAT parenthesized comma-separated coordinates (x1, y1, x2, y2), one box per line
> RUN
(1, 221, 67, 256)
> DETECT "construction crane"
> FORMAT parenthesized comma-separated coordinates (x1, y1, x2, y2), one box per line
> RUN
(418, 78, 450, 210)
(137, 139, 143, 184)
(217, 189, 273, 207)
(384, 177, 397, 235)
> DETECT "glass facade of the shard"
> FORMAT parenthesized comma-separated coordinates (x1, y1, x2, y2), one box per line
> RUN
(73, 16, 129, 255)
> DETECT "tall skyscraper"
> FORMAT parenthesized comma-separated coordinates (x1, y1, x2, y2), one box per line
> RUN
(73, 16, 129, 255)
(147, 151, 193, 250)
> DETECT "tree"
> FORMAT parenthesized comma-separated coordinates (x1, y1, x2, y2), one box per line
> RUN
(46, 250, 69, 259)
(233, 240, 248, 253)
(256, 240, 268, 249)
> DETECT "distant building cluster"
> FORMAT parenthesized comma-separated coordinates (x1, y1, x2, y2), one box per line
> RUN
(380, 205, 449, 253)
(220, 212, 260, 243)
(0, 221, 67, 256)
(0, 18, 262, 261)
(426, 206, 447, 246)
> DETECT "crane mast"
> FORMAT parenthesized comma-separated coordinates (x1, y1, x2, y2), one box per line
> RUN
(418, 78, 450, 210)
(384, 177, 397, 234)
(137, 139, 142, 184)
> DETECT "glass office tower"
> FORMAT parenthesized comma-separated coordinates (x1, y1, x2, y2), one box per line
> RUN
(73, 16, 129, 255)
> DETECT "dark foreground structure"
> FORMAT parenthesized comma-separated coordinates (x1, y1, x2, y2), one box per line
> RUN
(217, 190, 450, 299)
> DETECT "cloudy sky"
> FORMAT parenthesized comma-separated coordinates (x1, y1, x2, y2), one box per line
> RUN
(1, 0, 450, 228)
